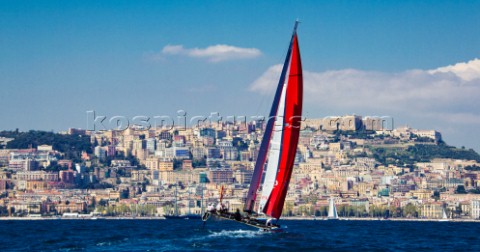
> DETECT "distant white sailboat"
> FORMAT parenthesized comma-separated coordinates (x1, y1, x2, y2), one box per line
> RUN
(328, 197, 339, 220)
(164, 181, 202, 220)
(439, 208, 449, 222)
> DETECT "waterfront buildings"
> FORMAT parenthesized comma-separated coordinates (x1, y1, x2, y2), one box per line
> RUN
(1, 115, 479, 219)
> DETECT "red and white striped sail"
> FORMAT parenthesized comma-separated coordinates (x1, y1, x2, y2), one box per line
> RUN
(262, 34, 302, 219)
(244, 22, 303, 219)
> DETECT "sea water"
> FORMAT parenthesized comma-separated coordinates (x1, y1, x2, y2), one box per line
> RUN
(1, 219, 479, 251)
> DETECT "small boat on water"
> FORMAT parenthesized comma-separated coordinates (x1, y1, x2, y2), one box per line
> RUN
(327, 197, 339, 220)
(439, 208, 449, 222)
(164, 181, 203, 220)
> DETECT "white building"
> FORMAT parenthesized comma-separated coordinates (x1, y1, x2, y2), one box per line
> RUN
(94, 146, 106, 161)
(471, 200, 480, 219)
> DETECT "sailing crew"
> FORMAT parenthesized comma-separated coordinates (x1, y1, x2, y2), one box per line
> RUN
(234, 209, 242, 221)
(216, 202, 224, 212)
(207, 204, 214, 212)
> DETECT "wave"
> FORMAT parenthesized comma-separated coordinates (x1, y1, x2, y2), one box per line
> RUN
(207, 229, 265, 239)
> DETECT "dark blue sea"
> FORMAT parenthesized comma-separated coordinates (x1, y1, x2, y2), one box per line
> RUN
(1, 219, 479, 251)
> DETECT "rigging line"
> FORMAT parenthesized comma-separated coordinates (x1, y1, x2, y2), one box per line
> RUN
(252, 70, 276, 121)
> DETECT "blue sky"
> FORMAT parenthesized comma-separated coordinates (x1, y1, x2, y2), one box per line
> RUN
(1, 1, 480, 151)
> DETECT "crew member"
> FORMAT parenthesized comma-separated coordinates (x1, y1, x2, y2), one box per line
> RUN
(207, 204, 215, 213)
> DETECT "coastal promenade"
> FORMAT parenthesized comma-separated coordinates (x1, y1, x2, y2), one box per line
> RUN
(2, 216, 479, 222)
(0, 216, 166, 221)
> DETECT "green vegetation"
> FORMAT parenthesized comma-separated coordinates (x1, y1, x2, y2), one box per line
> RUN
(455, 185, 467, 194)
(464, 165, 480, 171)
(0, 130, 92, 162)
(44, 161, 70, 172)
(96, 203, 157, 217)
(468, 188, 480, 194)
(173, 159, 183, 169)
(287, 204, 420, 218)
(114, 152, 144, 169)
(232, 137, 249, 151)
(412, 136, 435, 143)
(402, 203, 419, 218)
(407, 144, 480, 161)
(334, 130, 375, 140)
(370, 143, 480, 165)
(371, 146, 419, 166)
(192, 158, 206, 168)
(280, 201, 421, 219)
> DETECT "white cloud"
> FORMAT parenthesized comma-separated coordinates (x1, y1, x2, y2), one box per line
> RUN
(160, 44, 262, 62)
(428, 58, 480, 81)
(249, 64, 283, 93)
(251, 59, 480, 114)
(249, 58, 480, 129)
(162, 45, 185, 54)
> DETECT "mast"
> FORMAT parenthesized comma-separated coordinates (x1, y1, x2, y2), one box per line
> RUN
(188, 187, 191, 215)
(244, 20, 301, 213)
(174, 181, 178, 216)
(200, 182, 204, 215)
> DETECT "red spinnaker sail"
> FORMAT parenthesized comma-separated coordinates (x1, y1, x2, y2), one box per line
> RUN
(243, 24, 298, 213)
(263, 35, 303, 219)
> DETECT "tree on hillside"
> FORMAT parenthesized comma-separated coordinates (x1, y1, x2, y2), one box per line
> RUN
(455, 185, 467, 194)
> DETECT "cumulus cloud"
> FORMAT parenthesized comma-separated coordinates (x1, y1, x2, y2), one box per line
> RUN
(162, 45, 185, 54)
(249, 59, 480, 115)
(249, 64, 283, 93)
(428, 58, 480, 81)
(249, 58, 480, 149)
(159, 44, 262, 62)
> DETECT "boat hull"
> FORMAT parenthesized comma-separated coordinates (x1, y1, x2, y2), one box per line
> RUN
(205, 211, 282, 232)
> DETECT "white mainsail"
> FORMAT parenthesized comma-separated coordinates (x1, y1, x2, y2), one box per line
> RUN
(328, 197, 338, 219)
(258, 80, 288, 212)
(439, 207, 449, 222)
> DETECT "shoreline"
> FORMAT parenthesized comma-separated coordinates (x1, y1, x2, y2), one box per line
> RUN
(282, 216, 480, 222)
(0, 216, 166, 221)
(1, 216, 480, 222)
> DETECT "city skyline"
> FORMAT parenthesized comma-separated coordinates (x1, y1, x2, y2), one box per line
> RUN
(1, 1, 480, 151)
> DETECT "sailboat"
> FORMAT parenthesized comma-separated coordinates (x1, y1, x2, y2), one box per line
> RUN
(327, 197, 339, 220)
(439, 208, 449, 222)
(182, 185, 203, 219)
(203, 21, 303, 231)
(164, 182, 202, 219)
